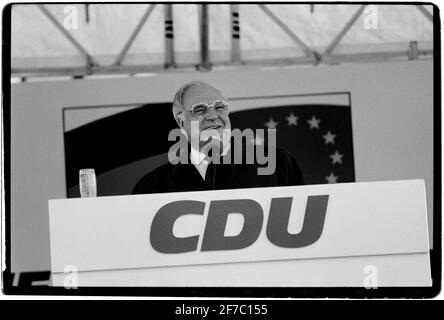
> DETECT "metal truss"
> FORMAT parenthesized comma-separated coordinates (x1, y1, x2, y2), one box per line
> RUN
(12, 4, 435, 78)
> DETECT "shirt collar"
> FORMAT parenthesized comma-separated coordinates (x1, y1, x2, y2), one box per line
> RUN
(190, 139, 231, 166)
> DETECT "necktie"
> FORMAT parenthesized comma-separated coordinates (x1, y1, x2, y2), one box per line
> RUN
(205, 161, 216, 189)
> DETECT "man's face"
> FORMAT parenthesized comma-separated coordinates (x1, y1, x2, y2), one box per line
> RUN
(181, 83, 231, 149)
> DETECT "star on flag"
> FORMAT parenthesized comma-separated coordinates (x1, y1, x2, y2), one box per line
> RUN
(286, 113, 298, 126)
(265, 118, 278, 129)
(325, 172, 339, 183)
(330, 151, 343, 164)
(323, 131, 336, 144)
(307, 115, 321, 129)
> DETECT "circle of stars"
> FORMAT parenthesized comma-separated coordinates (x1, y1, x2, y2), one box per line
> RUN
(263, 112, 345, 184)
(307, 115, 321, 129)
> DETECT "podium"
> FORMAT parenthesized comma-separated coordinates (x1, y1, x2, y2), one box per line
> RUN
(48, 180, 431, 287)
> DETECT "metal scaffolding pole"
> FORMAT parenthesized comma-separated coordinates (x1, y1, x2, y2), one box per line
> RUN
(113, 4, 156, 66)
(198, 4, 211, 70)
(408, 41, 419, 60)
(322, 5, 367, 56)
(11, 48, 433, 78)
(416, 5, 433, 23)
(38, 5, 99, 70)
(164, 4, 176, 69)
(259, 4, 318, 62)
(230, 4, 242, 64)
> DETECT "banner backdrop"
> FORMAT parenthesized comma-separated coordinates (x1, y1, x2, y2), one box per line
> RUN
(63, 92, 355, 197)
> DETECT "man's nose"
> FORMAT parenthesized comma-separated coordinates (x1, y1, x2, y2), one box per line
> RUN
(205, 106, 218, 119)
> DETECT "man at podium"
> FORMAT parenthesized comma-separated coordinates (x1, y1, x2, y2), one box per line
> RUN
(132, 81, 305, 194)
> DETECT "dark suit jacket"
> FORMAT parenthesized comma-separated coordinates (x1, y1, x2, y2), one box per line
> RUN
(132, 141, 304, 194)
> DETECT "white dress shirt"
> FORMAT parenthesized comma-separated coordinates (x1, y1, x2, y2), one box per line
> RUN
(190, 141, 231, 180)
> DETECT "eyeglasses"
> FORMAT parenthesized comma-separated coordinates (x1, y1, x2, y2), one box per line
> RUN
(188, 100, 229, 117)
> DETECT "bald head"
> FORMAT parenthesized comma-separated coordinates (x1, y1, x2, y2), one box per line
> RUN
(172, 81, 225, 126)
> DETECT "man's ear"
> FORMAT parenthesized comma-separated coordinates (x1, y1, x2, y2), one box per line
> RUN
(175, 113, 184, 128)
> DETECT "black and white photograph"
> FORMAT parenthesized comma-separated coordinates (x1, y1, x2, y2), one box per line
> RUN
(1, 2, 441, 302)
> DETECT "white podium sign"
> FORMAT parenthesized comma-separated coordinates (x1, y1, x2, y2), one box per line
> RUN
(49, 180, 431, 287)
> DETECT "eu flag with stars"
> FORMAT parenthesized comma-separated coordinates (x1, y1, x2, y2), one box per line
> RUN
(229, 102, 355, 185)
